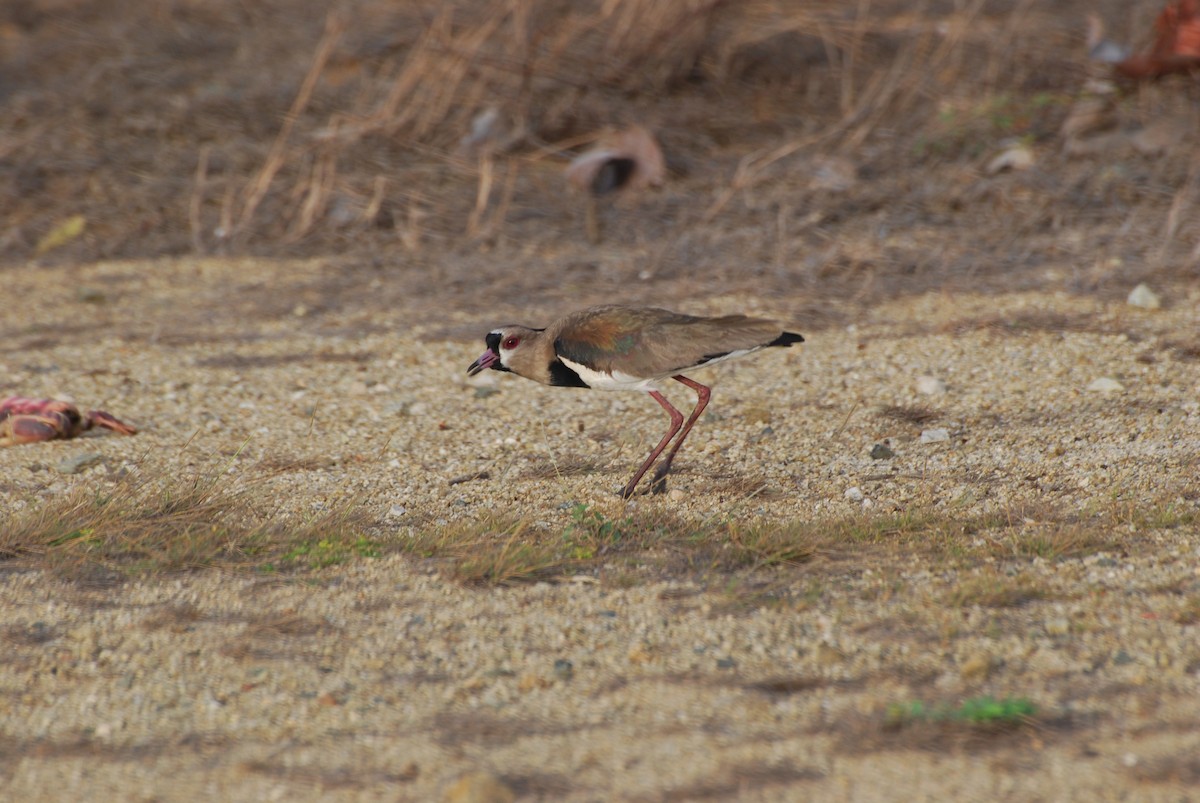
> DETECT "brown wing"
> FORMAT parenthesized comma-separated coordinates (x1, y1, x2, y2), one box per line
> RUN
(554, 305, 792, 379)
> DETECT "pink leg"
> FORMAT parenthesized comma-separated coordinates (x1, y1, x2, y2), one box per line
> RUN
(621, 390, 684, 499)
(648, 375, 711, 491)
(86, 410, 138, 436)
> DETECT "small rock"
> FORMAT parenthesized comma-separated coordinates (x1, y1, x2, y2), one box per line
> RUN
(870, 443, 895, 460)
(920, 428, 950, 443)
(1087, 377, 1124, 393)
(915, 375, 947, 396)
(749, 425, 775, 444)
(742, 405, 772, 424)
(553, 659, 574, 681)
(716, 657, 737, 669)
(1126, 283, 1161, 310)
(1045, 617, 1071, 637)
(76, 287, 107, 304)
(815, 643, 845, 667)
(960, 653, 992, 681)
(844, 486, 864, 502)
(667, 489, 686, 503)
(387, 505, 407, 518)
(443, 771, 516, 803)
(473, 386, 500, 399)
(517, 673, 550, 692)
(56, 453, 103, 474)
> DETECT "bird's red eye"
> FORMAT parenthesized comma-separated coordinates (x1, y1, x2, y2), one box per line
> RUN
(502, 336, 520, 350)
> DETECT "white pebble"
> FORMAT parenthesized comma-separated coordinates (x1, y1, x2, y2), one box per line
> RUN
(916, 375, 947, 396)
(844, 486, 864, 502)
(920, 428, 950, 443)
(1087, 377, 1124, 393)
(1126, 283, 1161, 310)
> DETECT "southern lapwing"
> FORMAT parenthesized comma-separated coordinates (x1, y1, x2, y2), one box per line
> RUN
(466, 305, 804, 498)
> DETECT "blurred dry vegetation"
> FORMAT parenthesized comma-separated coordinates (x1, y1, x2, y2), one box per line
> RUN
(1, 0, 1198, 313)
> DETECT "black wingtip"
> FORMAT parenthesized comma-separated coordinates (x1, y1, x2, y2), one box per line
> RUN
(769, 332, 805, 348)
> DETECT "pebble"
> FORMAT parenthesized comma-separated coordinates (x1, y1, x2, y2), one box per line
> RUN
(1126, 283, 1161, 310)
(1087, 377, 1124, 393)
(76, 287, 107, 304)
(960, 653, 992, 680)
(869, 443, 894, 460)
(443, 772, 516, 803)
(742, 405, 772, 424)
(915, 375, 947, 396)
(986, 142, 1034, 174)
(844, 486, 864, 502)
(1045, 617, 1071, 636)
(815, 643, 846, 668)
(920, 428, 950, 443)
(553, 659, 574, 681)
(55, 453, 103, 474)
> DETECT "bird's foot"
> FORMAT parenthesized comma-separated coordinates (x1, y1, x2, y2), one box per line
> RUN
(617, 477, 668, 499)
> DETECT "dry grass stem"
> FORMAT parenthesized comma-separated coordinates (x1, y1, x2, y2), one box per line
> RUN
(235, 12, 345, 241)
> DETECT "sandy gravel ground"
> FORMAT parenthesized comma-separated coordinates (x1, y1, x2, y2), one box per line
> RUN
(2, 258, 1199, 801)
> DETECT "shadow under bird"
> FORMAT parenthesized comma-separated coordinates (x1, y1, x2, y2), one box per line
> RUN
(466, 305, 804, 498)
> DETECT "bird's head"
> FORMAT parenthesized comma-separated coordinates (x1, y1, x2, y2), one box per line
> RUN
(466, 326, 538, 376)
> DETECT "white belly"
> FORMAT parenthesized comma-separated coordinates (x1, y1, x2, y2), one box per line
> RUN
(557, 347, 762, 391)
(558, 356, 663, 391)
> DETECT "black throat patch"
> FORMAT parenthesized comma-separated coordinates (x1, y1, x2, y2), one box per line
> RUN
(548, 359, 588, 388)
(482, 332, 510, 373)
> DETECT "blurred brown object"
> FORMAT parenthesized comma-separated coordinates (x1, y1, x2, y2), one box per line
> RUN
(564, 125, 665, 197)
(0, 396, 137, 446)
(1114, 0, 1200, 79)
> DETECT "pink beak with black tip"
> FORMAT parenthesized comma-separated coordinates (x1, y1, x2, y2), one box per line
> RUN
(466, 349, 499, 376)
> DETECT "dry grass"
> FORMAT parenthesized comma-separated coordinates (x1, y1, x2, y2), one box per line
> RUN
(0, 471, 377, 581)
(404, 514, 576, 585)
(4, 458, 1192, 597)
(8, 0, 1198, 320)
(1004, 524, 1121, 560)
(398, 496, 1194, 590)
(877, 405, 940, 426)
(521, 453, 610, 480)
(945, 570, 1047, 609)
(207, 0, 1012, 247)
